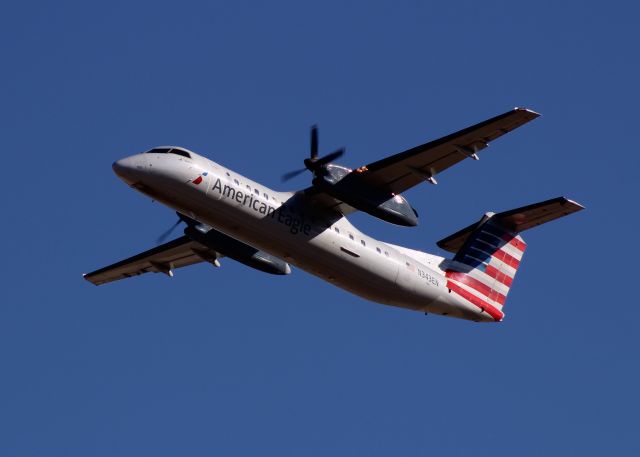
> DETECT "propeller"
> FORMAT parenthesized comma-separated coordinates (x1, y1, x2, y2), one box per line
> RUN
(156, 212, 190, 244)
(156, 218, 183, 245)
(281, 125, 345, 182)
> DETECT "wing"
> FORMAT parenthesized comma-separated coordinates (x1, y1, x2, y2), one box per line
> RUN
(300, 108, 540, 216)
(352, 107, 540, 195)
(83, 235, 221, 286)
(349, 108, 540, 194)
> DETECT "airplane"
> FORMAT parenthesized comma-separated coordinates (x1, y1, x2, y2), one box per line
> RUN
(84, 108, 584, 323)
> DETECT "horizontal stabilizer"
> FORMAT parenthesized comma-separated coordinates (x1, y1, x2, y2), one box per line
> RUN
(437, 197, 584, 254)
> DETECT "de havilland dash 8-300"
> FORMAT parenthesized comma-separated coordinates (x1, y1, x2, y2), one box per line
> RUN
(85, 108, 583, 323)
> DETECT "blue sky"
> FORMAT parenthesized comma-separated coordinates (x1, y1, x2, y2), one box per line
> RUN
(1, 1, 638, 455)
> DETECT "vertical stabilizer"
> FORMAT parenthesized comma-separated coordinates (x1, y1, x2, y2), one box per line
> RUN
(437, 197, 584, 321)
(445, 218, 526, 321)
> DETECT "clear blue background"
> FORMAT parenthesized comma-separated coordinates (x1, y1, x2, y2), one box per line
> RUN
(1, 1, 637, 455)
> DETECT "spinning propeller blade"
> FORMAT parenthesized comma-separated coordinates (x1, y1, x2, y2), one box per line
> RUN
(310, 124, 318, 160)
(155, 212, 191, 245)
(281, 168, 308, 182)
(281, 125, 345, 182)
(156, 218, 182, 244)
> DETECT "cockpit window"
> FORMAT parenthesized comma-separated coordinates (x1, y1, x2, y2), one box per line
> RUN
(146, 148, 191, 159)
(169, 148, 191, 158)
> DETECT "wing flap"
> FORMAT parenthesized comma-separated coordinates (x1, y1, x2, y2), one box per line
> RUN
(83, 236, 220, 286)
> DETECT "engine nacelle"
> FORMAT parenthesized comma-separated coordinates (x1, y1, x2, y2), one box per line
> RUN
(314, 164, 419, 227)
(184, 225, 291, 275)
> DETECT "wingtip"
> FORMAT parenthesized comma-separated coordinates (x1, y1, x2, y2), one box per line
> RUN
(563, 198, 586, 211)
(82, 273, 100, 286)
(514, 107, 541, 117)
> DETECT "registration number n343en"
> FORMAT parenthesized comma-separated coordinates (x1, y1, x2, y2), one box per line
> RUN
(417, 268, 439, 287)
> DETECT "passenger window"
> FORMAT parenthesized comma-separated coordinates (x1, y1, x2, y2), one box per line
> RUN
(334, 227, 340, 233)
(384, 251, 390, 257)
(361, 240, 366, 246)
(246, 185, 251, 191)
(234, 179, 239, 185)
(349, 234, 354, 240)
(226, 172, 230, 176)
(264, 193, 269, 200)
(254, 189, 260, 195)
(376, 247, 382, 254)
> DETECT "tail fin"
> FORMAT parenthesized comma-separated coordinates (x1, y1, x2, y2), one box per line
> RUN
(437, 197, 584, 321)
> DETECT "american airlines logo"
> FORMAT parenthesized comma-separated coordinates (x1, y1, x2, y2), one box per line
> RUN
(192, 171, 208, 185)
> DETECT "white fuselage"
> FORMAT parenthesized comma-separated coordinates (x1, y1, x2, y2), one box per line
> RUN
(113, 149, 494, 322)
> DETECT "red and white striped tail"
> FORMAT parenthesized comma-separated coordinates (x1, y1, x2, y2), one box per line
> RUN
(445, 220, 527, 321)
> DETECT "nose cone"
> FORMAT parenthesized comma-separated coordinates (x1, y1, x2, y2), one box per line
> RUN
(112, 156, 140, 184)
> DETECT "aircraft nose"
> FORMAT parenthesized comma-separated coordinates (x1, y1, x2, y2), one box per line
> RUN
(112, 156, 140, 183)
(112, 159, 125, 176)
